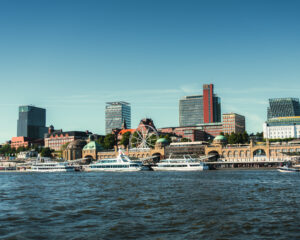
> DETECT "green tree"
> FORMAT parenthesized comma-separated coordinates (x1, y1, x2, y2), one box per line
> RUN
(236, 133, 243, 144)
(130, 132, 139, 148)
(120, 132, 131, 148)
(0, 144, 12, 155)
(242, 131, 249, 144)
(96, 136, 105, 146)
(16, 146, 26, 153)
(40, 147, 53, 157)
(0, 144, 16, 155)
(224, 133, 230, 140)
(149, 135, 158, 148)
(228, 133, 238, 144)
(104, 134, 116, 149)
(163, 134, 171, 143)
(181, 138, 191, 142)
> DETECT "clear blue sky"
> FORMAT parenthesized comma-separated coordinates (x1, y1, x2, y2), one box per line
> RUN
(0, 0, 300, 143)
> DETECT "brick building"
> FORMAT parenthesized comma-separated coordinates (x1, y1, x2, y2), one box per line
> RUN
(158, 126, 206, 142)
(44, 126, 89, 151)
(222, 113, 246, 134)
(11, 136, 44, 149)
(197, 123, 223, 138)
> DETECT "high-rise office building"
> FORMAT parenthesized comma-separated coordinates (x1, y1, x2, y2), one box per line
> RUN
(17, 105, 48, 139)
(267, 98, 300, 120)
(222, 113, 246, 134)
(105, 102, 131, 134)
(179, 95, 204, 126)
(179, 84, 221, 127)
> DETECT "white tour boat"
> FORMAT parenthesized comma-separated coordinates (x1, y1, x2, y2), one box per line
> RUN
(84, 150, 144, 172)
(152, 156, 209, 171)
(27, 161, 75, 172)
(277, 165, 300, 173)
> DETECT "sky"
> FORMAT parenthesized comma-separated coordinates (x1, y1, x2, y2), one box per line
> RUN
(0, 0, 300, 143)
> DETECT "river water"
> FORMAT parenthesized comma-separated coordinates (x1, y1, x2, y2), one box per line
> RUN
(0, 170, 299, 240)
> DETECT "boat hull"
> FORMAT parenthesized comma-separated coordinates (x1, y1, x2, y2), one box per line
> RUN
(277, 167, 300, 172)
(152, 166, 208, 171)
(26, 169, 75, 172)
(85, 167, 143, 172)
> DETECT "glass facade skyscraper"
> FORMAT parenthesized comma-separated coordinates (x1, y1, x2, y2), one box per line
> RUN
(105, 102, 131, 134)
(179, 95, 204, 126)
(17, 105, 48, 139)
(213, 97, 221, 123)
(179, 84, 221, 127)
(267, 98, 300, 120)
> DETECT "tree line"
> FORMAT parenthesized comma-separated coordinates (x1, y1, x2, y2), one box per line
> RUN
(0, 144, 53, 157)
(221, 131, 249, 144)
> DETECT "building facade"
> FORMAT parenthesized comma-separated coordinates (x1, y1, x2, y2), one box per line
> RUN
(17, 105, 48, 139)
(11, 136, 44, 149)
(165, 142, 206, 158)
(222, 113, 246, 134)
(267, 98, 300, 120)
(203, 84, 221, 123)
(263, 116, 300, 139)
(179, 84, 221, 127)
(82, 141, 104, 160)
(63, 139, 87, 161)
(205, 140, 300, 162)
(44, 129, 88, 151)
(105, 102, 131, 134)
(197, 122, 223, 138)
(179, 95, 204, 126)
(159, 126, 206, 142)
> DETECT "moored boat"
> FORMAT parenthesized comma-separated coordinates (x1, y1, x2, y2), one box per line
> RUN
(277, 165, 300, 172)
(152, 156, 209, 171)
(26, 161, 75, 172)
(84, 150, 145, 172)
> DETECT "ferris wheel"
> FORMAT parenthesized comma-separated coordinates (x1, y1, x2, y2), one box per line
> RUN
(129, 124, 159, 149)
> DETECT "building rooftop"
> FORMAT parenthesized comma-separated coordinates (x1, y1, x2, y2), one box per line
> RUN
(156, 138, 169, 144)
(83, 141, 103, 151)
(214, 135, 227, 141)
(181, 95, 203, 100)
(268, 116, 300, 122)
(106, 101, 130, 106)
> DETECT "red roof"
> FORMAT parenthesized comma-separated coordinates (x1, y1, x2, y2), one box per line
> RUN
(119, 129, 136, 135)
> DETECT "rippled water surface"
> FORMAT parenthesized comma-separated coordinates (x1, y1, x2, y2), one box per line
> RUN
(1, 170, 300, 239)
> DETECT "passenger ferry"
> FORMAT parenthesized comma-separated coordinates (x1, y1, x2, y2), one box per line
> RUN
(84, 150, 144, 172)
(26, 162, 75, 172)
(152, 156, 209, 171)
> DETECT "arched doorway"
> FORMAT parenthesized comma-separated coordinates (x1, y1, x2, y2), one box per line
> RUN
(208, 151, 220, 161)
(253, 149, 266, 157)
(152, 153, 162, 163)
(253, 149, 267, 161)
(84, 155, 94, 164)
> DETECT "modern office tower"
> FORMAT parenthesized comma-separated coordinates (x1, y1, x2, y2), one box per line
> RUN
(267, 98, 300, 120)
(17, 105, 48, 139)
(105, 102, 131, 134)
(179, 95, 204, 127)
(203, 84, 221, 123)
(179, 84, 221, 127)
(222, 113, 246, 134)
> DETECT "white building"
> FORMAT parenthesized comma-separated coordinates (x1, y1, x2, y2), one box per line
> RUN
(263, 116, 300, 139)
(17, 150, 38, 159)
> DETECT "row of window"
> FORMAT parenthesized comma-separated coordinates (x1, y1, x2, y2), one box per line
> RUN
(91, 164, 139, 168)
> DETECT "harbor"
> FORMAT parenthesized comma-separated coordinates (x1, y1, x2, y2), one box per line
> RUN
(1, 169, 299, 239)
